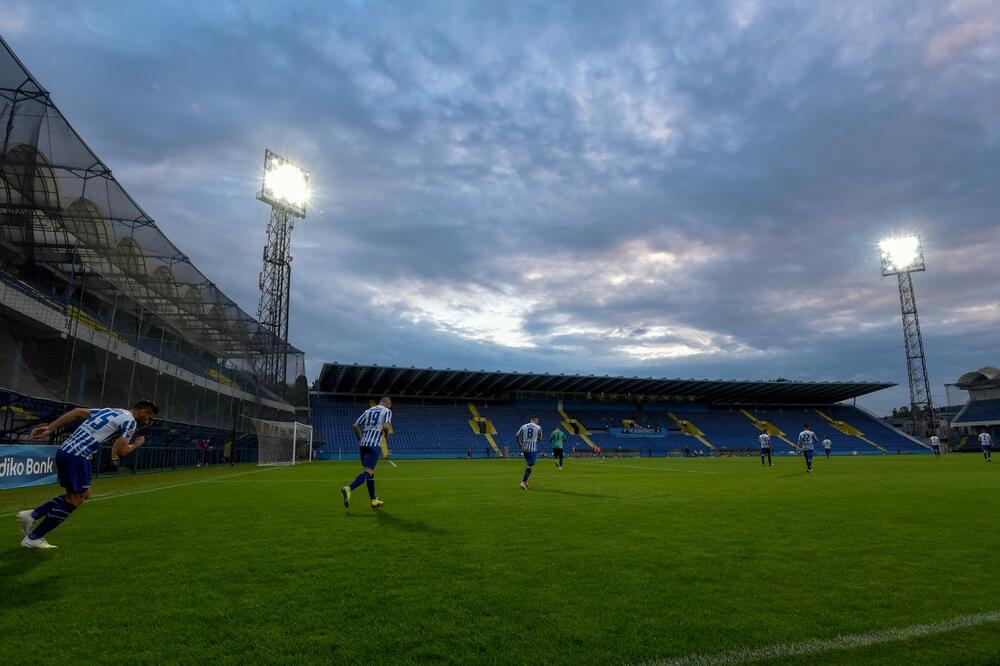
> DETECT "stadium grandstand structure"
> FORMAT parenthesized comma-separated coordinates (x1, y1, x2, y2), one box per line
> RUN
(0, 387, 261, 474)
(310, 363, 928, 459)
(0, 36, 306, 433)
(949, 367, 1000, 452)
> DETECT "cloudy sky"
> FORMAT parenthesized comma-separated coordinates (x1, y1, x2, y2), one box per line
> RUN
(4, 1, 999, 413)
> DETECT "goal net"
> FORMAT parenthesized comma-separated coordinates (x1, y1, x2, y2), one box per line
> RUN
(249, 418, 314, 466)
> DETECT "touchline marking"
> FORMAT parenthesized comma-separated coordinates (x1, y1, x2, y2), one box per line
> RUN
(573, 461, 722, 475)
(0, 467, 274, 518)
(638, 612, 1000, 666)
(203, 471, 696, 483)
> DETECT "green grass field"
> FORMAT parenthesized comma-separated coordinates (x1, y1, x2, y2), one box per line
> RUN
(1, 455, 998, 665)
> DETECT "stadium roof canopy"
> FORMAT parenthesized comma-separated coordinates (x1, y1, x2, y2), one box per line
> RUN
(955, 367, 1000, 391)
(315, 363, 894, 405)
(0, 36, 299, 359)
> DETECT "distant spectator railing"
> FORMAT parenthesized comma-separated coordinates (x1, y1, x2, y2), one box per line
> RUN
(93, 443, 258, 477)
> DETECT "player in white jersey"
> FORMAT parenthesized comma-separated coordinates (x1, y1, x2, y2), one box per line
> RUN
(979, 430, 993, 462)
(341, 397, 392, 509)
(758, 432, 773, 467)
(17, 400, 158, 549)
(797, 424, 818, 473)
(516, 416, 543, 490)
(929, 435, 941, 457)
(822, 437, 832, 459)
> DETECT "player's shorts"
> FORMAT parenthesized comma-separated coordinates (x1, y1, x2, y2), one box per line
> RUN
(553, 448, 564, 459)
(524, 450, 539, 466)
(359, 446, 381, 470)
(56, 449, 92, 494)
(803, 449, 814, 459)
(982, 445, 992, 452)
(760, 447, 771, 454)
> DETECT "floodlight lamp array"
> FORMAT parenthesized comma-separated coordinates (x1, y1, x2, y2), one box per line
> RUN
(257, 150, 309, 218)
(879, 235, 925, 276)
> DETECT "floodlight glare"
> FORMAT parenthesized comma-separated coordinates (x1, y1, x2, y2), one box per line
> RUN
(257, 150, 309, 218)
(877, 231, 935, 437)
(879, 235, 924, 276)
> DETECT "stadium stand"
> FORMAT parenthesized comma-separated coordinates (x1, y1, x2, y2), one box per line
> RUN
(951, 399, 1000, 426)
(823, 405, 927, 452)
(311, 364, 921, 458)
(948, 367, 1000, 451)
(477, 401, 573, 455)
(0, 388, 256, 472)
(0, 36, 301, 432)
(674, 407, 774, 451)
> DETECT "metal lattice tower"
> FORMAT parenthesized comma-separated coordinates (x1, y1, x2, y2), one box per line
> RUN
(895, 271, 934, 436)
(253, 150, 308, 394)
(255, 206, 295, 391)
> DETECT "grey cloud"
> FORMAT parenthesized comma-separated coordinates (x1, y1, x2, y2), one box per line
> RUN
(5, 0, 1000, 415)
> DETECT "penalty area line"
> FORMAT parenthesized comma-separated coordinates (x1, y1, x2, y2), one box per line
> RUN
(637, 611, 1000, 666)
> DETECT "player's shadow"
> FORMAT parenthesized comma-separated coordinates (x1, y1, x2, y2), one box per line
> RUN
(0, 549, 60, 612)
(345, 511, 448, 536)
(531, 488, 611, 500)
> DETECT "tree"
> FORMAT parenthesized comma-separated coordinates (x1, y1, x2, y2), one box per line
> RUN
(286, 374, 309, 407)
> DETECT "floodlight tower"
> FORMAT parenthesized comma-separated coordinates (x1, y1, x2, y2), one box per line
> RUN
(878, 235, 935, 437)
(255, 150, 309, 393)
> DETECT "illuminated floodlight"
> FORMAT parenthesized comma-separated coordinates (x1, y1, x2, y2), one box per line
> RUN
(879, 235, 924, 276)
(257, 150, 309, 218)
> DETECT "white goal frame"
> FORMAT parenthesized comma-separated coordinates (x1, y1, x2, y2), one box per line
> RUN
(249, 418, 314, 466)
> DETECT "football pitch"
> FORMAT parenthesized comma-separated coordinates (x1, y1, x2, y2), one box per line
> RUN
(1, 456, 998, 665)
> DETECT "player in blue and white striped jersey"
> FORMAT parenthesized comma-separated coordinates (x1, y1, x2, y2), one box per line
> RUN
(341, 397, 392, 509)
(979, 431, 993, 462)
(516, 417, 543, 490)
(797, 424, 818, 473)
(17, 400, 158, 549)
(758, 432, 772, 467)
(929, 435, 941, 456)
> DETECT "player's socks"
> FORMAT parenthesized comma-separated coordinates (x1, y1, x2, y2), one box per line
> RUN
(366, 478, 376, 500)
(348, 471, 367, 491)
(27, 497, 75, 540)
(31, 496, 61, 521)
(522, 467, 533, 484)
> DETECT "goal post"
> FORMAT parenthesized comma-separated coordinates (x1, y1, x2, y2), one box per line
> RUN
(293, 421, 314, 464)
(247, 417, 314, 466)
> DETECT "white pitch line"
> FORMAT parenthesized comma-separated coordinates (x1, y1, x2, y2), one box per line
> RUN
(0, 467, 274, 518)
(639, 611, 1000, 666)
(573, 461, 723, 475)
(203, 470, 718, 483)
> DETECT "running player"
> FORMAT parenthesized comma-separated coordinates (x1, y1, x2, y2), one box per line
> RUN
(17, 400, 158, 549)
(797, 424, 818, 473)
(980, 430, 993, 462)
(516, 416, 542, 489)
(341, 397, 392, 509)
(929, 434, 941, 456)
(822, 437, 832, 459)
(758, 431, 772, 467)
(549, 426, 566, 470)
